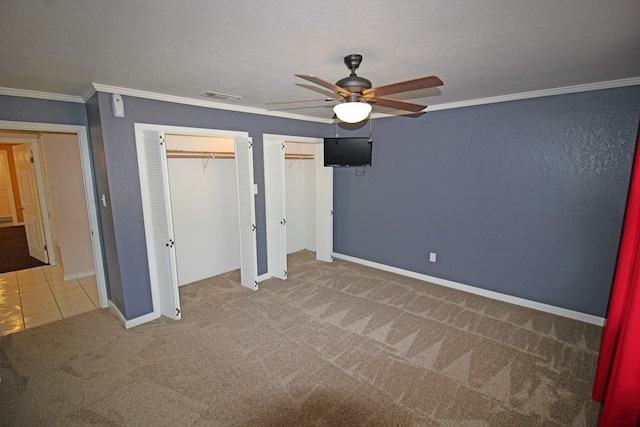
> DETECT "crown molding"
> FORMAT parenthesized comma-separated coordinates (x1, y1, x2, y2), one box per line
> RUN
(370, 76, 640, 119)
(81, 85, 97, 102)
(3, 77, 638, 123)
(423, 77, 640, 113)
(0, 87, 85, 103)
(91, 83, 332, 124)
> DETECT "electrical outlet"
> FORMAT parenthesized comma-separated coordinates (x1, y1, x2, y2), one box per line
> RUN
(429, 252, 437, 263)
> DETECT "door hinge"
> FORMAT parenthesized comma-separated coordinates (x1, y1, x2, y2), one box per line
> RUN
(176, 307, 180, 316)
(280, 218, 286, 225)
(284, 270, 287, 277)
(30, 152, 34, 163)
(44, 244, 48, 251)
(251, 224, 256, 232)
(165, 239, 175, 247)
(281, 142, 285, 150)
(159, 135, 165, 145)
(248, 141, 253, 149)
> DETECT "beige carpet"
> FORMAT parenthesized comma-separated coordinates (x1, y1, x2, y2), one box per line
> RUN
(0, 250, 602, 426)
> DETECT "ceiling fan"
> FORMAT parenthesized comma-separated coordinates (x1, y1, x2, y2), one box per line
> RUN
(268, 54, 444, 123)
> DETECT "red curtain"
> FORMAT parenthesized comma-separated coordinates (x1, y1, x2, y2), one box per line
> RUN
(593, 130, 640, 426)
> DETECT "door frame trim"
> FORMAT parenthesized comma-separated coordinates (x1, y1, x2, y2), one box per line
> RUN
(0, 120, 108, 308)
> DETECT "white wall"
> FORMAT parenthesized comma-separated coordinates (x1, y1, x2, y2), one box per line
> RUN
(41, 133, 95, 277)
(165, 134, 240, 286)
(285, 142, 316, 254)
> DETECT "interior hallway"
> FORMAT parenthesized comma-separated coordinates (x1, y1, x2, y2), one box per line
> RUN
(0, 265, 99, 336)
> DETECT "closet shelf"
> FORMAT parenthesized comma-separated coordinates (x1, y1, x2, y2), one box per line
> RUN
(166, 149, 235, 159)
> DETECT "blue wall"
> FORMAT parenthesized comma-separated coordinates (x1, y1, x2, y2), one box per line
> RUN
(0, 95, 88, 126)
(85, 94, 123, 313)
(333, 86, 640, 317)
(3, 86, 638, 320)
(92, 93, 328, 319)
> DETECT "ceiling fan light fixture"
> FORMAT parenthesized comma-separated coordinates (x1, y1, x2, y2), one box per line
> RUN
(333, 101, 372, 123)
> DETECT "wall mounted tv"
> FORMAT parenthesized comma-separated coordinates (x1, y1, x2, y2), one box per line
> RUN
(323, 137, 373, 167)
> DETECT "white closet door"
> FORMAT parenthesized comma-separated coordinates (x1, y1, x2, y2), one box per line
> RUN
(264, 139, 287, 279)
(315, 143, 333, 262)
(235, 137, 258, 290)
(142, 130, 181, 320)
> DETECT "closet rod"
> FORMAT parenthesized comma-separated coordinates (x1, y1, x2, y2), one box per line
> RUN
(166, 149, 235, 159)
(285, 153, 314, 160)
(166, 149, 234, 155)
(167, 154, 235, 159)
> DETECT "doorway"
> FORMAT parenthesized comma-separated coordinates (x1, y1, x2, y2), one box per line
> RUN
(263, 134, 333, 280)
(0, 122, 108, 335)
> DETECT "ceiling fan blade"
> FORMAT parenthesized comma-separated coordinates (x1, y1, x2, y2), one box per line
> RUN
(295, 74, 351, 96)
(367, 97, 427, 113)
(364, 75, 443, 97)
(266, 98, 337, 105)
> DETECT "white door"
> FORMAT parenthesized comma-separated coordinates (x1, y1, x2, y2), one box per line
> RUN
(37, 135, 59, 247)
(315, 143, 333, 262)
(264, 139, 287, 279)
(235, 136, 258, 290)
(139, 130, 181, 320)
(12, 144, 48, 263)
(0, 151, 17, 223)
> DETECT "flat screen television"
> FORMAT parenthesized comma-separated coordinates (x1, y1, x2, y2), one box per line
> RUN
(323, 137, 373, 167)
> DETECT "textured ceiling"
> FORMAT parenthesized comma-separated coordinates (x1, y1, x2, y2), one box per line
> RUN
(1, 0, 639, 120)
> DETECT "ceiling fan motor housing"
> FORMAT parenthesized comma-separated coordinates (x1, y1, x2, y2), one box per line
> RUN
(335, 54, 372, 95)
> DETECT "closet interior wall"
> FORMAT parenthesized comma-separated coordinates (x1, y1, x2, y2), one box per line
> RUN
(165, 134, 240, 286)
(285, 141, 316, 254)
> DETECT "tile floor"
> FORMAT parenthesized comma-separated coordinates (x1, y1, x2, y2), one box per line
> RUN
(0, 265, 100, 336)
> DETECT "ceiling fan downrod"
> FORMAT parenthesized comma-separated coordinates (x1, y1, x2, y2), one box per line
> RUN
(344, 54, 363, 74)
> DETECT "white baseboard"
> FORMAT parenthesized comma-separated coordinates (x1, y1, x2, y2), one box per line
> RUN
(108, 301, 127, 326)
(109, 301, 159, 329)
(63, 270, 96, 281)
(332, 253, 605, 326)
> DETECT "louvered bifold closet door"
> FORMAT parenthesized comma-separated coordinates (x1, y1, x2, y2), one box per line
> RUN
(315, 142, 333, 262)
(142, 130, 181, 319)
(234, 137, 258, 290)
(264, 139, 287, 279)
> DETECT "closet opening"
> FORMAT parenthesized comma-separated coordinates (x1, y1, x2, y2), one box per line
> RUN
(263, 134, 333, 280)
(134, 124, 256, 325)
(164, 134, 240, 286)
(284, 141, 317, 256)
